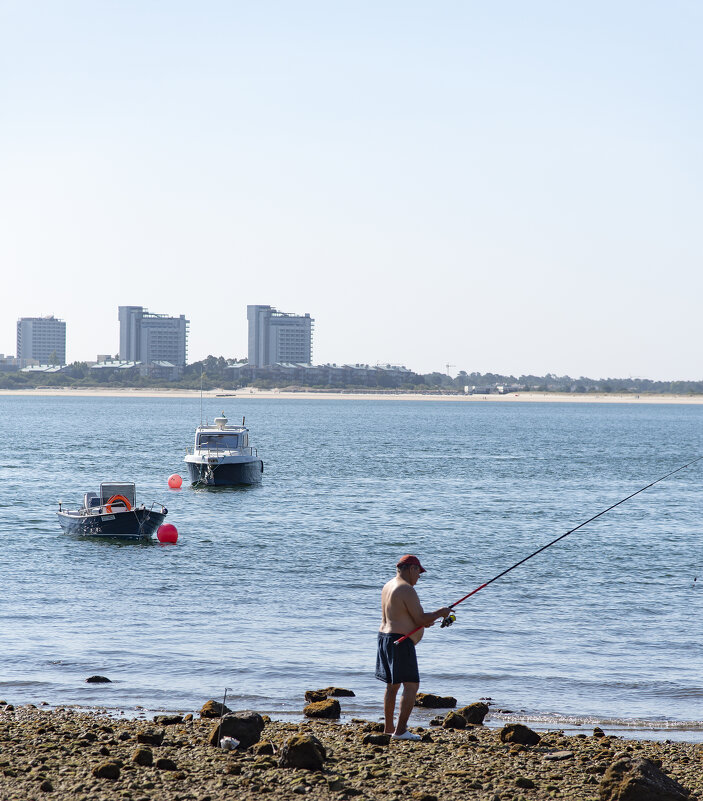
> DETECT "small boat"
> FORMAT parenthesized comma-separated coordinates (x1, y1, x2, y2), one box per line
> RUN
(184, 412, 263, 486)
(57, 482, 167, 540)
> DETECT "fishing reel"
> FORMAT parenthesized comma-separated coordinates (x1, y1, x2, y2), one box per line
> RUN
(440, 611, 457, 628)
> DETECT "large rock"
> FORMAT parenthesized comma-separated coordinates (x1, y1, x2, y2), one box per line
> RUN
(92, 761, 121, 780)
(136, 730, 164, 746)
(303, 698, 341, 719)
(457, 702, 489, 724)
(200, 699, 231, 718)
(363, 733, 391, 745)
(442, 712, 467, 730)
(545, 750, 575, 761)
(279, 734, 326, 771)
(304, 687, 355, 702)
(600, 756, 690, 801)
(207, 712, 265, 749)
(131, 746, 153, 766)
(85, 675, 111, 683)
(499, 723, 541, 746)
(153, 714, 183, 726)
(415, 693, 457, 708)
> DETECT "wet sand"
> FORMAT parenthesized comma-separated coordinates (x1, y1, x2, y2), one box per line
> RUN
(1, 703, 701, 800)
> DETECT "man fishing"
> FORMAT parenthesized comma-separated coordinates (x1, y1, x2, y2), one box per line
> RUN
(376, 554, 451, 740)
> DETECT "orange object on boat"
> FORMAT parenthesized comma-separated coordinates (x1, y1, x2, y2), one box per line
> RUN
(105, 494, 132, 513)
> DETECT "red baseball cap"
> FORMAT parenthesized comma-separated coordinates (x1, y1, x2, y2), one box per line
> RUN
(397, 554, 426, 573)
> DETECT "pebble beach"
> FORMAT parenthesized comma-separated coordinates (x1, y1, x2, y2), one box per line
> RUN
(1, 701, 701, 801)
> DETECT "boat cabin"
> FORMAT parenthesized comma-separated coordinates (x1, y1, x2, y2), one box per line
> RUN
(193, 414, 249, 453)
(83, 483, 136, 511)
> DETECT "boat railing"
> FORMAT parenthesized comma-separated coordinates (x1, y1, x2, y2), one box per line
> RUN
(83, 500, 167, 515)
(186, 446, 257, 457)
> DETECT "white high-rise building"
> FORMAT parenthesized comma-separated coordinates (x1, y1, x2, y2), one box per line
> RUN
(247, 305, 314, 367)
(16, 315, 66, 366)
(118, 306, 189, 370)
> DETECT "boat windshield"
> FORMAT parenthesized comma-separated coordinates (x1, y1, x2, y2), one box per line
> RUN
(198, 433, 239, 450)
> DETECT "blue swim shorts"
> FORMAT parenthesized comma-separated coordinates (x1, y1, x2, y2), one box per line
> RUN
(375, 632, 420, 684)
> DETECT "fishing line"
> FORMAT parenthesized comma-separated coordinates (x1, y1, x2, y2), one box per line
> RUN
(395, 456, 703, 645)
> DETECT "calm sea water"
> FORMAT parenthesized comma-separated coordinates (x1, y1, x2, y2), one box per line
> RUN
(1, 395, 702, 740)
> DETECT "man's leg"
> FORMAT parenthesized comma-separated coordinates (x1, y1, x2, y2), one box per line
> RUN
(394, 681, 419, 735)
(384, 683, 400, 734)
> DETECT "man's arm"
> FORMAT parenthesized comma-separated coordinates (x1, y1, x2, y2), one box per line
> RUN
(402, 586, 451, 628)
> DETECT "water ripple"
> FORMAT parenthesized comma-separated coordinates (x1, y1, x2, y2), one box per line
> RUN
(1, 396, 702, 738)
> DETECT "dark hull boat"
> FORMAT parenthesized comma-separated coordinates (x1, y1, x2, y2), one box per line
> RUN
(57, 507, 166, 539)
(57, 483, 167, 541)
(184, 412, 263, 487)
(185, 458, 264, 487)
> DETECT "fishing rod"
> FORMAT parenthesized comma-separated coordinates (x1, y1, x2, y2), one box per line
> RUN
(395, 456, 703, 645)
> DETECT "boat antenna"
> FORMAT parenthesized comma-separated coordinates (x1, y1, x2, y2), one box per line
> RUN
(200, 366, 204, 426)
(395, 455, 703, 645)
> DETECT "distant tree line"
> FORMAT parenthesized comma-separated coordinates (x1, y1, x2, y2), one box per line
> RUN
(1, 358, 702, 395)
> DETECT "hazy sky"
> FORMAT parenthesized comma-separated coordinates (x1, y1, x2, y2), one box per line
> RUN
(1, 1, 701, 378)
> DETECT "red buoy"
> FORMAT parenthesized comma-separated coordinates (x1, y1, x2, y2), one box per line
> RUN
(157, 523, 178, 543)
(168, 474, 183, 489)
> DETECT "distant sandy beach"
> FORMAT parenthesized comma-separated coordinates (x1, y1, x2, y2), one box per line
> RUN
(2, 387, 703, 404)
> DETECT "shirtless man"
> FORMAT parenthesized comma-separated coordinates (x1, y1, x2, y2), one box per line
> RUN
(376, 554, 451, 740)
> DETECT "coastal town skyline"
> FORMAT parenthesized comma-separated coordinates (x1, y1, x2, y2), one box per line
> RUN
(2, 2, 701, 381)
(3, 303, 702, 385)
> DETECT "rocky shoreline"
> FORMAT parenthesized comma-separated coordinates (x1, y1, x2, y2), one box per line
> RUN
(1, 700, 702, 801)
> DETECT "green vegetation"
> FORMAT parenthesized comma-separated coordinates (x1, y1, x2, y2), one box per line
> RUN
(1, 359, 702, 395)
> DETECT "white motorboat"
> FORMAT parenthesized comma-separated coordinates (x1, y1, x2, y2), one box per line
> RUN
(184, 413, 263, 486)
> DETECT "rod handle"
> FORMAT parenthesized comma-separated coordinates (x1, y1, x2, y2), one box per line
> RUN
(394, 627, 421, 646)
